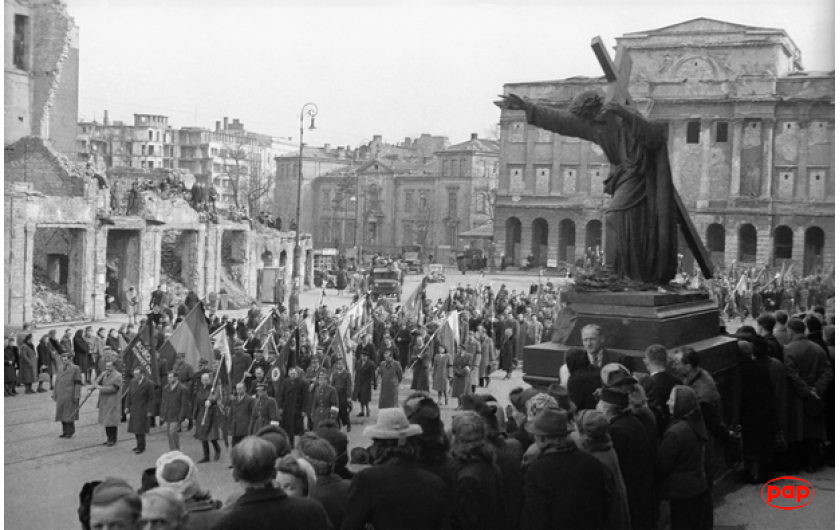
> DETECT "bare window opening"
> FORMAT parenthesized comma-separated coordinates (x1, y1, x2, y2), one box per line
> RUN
(13, 15, 27, 70)
(715, 122, 728, 143)
(785, 123, 792, 130)
(149, 131, 154, 140)
(751, 123, 758, 129)
(686, 121, 700, 144)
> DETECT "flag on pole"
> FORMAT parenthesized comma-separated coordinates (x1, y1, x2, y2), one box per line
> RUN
(304, 313, 317, 351)
(400, 277, 427, 323)
(440, 310, 460, 355)
(735, 273, 749, 295)
(158, 304, 213, 369)
(272, 327, 300, 382)
(253, 312, 274, 339)
(122, 322, 160, 385)
(210, 328, 231, 388)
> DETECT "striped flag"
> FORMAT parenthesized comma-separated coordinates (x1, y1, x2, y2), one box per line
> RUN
(440, 310, 460, 355)
(158, 304, 213, 369)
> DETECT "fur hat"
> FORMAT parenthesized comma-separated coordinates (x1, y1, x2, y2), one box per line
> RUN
(599, 386, 630, 409)
(155, 451, 200, 499)
(364, 409, 422, 440)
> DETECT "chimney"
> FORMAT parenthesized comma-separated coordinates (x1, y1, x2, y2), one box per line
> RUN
(373, 134, 382, 143)
(103, 110, 109, 125)
(337, 146, 345, 159)
(404, 137, 411, 147)
(215, 121, 221, 132)
(324, 143, 331, 153)
(470, 133, 478, 140)
(223, 117, 229, 130)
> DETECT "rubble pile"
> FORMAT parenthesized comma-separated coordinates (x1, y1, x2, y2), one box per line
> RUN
(219, 269, 255, 309)
(31, 266, 86, 324)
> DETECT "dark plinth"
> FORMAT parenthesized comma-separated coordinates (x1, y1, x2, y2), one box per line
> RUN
(523, 290, 738, 389)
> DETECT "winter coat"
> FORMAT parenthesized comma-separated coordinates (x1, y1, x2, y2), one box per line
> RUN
(126, 377, 155, 434)
(658, 417, 708, 500)
(352, 358, 375, 404)
(309, 384, 338, 429)
(521, 442, 609, 530)
(432, 353, 451, 393)
(250, 394, 280, 434)
(228, 393, 255, 438)
(609, 411, 655, 529)
(451, 353, 472, 399)
(451, 456, 506, 530)
(736, 359, 777, 459)
(277, 377, 309, 438)
(193, 384, 221, 441)
(54, 363, 83, 422)
(409, 347, 430, 392)
(784, 336, 834, 442)
(311, 474, 351, 530)
(377, 360, 403, 409)
(586, 445, 631, 530)
(96, 370, 123, 427)
(19, 342, 37, 384)
(160, 382, 190, 424)
(342, 459, 449, 530)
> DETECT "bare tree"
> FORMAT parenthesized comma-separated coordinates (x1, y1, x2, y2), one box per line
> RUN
(220, 145, 248, 209)
(246, 161, 275, 219)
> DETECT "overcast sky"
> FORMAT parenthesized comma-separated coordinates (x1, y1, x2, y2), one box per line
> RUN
(67, 0, 834, 148)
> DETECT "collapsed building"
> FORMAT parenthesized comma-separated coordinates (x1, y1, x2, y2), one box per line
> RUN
(4, 0, 310, 326)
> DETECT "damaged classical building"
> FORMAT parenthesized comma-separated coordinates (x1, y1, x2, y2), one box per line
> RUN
(4, 0, 310, 326)
(496, 18, 834, 275)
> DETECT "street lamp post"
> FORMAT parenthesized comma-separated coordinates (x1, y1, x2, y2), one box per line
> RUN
(292, 102, 318, 302)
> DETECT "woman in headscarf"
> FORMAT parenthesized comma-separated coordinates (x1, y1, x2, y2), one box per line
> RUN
(565, 347, 601, 411)
(19, 334, 38, 394)
(658, 385, 710, 530)
(73, 330, 90, 385)
(578, 410, 632, 530)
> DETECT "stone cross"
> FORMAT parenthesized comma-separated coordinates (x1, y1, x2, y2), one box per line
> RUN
(591, 36, 715, 279)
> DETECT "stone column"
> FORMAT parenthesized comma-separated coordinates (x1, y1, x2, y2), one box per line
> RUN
(574, 218, 588, 262)
(520, 216, 533, 268)
(756, 221, 773, 267)
(729, 119, 744, 197)
(90, 226, 107, 321)
(761, 118, 776, 199)
(203, 225, 222, 296)
(669, 119, 684, 193)
(791, 226, 806, 275)
(697, 119, 712, 208)
(8, 222, 36, 326)
(140, 229, 161, 298)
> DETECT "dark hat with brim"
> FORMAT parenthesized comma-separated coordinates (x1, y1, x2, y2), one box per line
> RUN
(525, 408, 569, 437)
(600, 386, 630, 409)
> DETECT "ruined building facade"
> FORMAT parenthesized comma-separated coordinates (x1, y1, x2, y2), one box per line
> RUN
(4, 1, 309, 327)
(495, 18, 834, 276)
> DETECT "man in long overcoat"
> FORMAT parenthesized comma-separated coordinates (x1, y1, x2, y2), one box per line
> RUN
(277, 367, 309, 440)
(250, 382, 280, 434)
(53, 353, 83, 438)
(229, 382, 255, 447)
(377, 350, 403, 410)
(784, 319, 834, 472)
(353, 352, 376, 417)
(93, 360, 122, 446)
(193, 372, 222, 462)
(160, 371, 190, 450)
(125, 367, 155, 454)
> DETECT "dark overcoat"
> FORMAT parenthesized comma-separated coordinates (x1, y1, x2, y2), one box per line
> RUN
(160, 382, 190, 423)
(228, 393, 255, 437)
(19, 342, 37, 384)
(520, 444, 609, 530)
(126, 377, 155, 434)
(277, 377, 309, 438)
(250, 394, 280, 434)
(342, 460, 449, 530)
(785, 336, 833, 442)
(352, 359, 375, 405)
(610, 411, 655, 529)
(193, 384, 221, 441)
(451, 458, 507, 530)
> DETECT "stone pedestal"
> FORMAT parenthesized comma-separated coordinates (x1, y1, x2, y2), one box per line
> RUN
(523, 290, 738, 391)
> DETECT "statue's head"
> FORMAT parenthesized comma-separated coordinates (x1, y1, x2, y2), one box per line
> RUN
(570, 90, 605, 121)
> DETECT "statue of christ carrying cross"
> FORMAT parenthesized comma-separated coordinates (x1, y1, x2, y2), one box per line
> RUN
(497, 37, 713, 285)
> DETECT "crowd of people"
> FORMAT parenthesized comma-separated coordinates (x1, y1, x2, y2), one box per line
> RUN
(5, 266, 835, 530)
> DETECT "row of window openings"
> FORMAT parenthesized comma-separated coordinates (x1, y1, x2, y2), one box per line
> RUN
(513, 121, 826, 145)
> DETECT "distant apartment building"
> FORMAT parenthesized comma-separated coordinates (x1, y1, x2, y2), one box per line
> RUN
(77, 115, 296, 212)
(495, 18, 833, 275)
